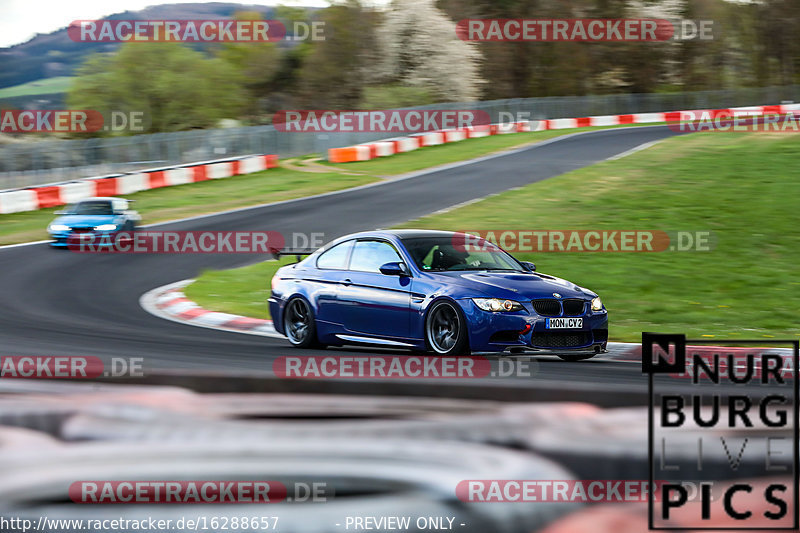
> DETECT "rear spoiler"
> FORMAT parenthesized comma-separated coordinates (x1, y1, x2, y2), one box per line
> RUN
(270, 248, 319, 261)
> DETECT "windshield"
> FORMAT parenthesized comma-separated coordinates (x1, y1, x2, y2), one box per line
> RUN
(68, 201, 114, 215)
(402, 236, 524, 272)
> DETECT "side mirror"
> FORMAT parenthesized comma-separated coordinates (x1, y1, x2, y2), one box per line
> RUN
(379, 261, 409, 276)
(520, 261, 536, 272)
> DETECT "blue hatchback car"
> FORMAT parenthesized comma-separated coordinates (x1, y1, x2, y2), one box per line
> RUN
(269, 230, 608, 360)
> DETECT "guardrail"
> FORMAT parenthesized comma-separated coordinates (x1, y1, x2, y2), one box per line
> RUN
(2, 84, 798, 188)
(0, 154, 278, 214)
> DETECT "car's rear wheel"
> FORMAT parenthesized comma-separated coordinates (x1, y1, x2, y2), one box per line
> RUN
(284, 297, 321, 349)
(557, 353, 596, 362)
(425, 300, 469, 356)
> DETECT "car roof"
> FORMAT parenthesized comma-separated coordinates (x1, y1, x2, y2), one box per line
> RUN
(340, 229, 457, 241)
(74, 197, 118, 203)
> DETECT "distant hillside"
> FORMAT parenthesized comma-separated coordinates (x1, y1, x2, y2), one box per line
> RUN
(0, 3, 306, 90)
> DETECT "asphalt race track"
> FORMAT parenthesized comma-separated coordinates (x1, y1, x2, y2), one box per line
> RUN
(0, 126, 684, 391)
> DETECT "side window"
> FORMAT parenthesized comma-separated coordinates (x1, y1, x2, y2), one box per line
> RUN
(112, 199, 128, 213)
(316, 240, 353, 270)
(350, 240, 403, 273)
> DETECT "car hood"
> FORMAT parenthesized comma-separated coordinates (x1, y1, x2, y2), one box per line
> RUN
(428, 271, 596, 300)
(51, 214, 118, 227)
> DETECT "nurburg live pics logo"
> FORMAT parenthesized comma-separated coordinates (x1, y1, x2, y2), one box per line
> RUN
(643, 332, 799, 530)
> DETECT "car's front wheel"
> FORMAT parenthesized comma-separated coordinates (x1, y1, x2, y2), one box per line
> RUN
(425, 300, 469, 356)
(284, 297, 321, 349)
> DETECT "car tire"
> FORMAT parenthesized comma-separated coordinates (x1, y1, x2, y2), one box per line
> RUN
(425, 300, 470, 356)
(283, 297, 322, 349)
(557, 353, 596, 362)
(114, 222, 135, 249)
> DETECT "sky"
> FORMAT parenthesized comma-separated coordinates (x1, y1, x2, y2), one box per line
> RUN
(0, 0, 385, 48)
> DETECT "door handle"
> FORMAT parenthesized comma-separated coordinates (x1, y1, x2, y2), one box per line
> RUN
(341, 278, 352, 286)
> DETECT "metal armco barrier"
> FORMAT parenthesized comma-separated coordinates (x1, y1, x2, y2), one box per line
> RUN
(2, 84, 798, 188)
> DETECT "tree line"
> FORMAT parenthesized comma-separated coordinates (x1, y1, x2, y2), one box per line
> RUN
(66, 0, 800, 134)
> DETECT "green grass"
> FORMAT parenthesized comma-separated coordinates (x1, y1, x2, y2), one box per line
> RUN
(184, 257, 296, 320)
(186, 131, 800, 342)
(0, 127, 601, 245)
(0, 77, 73, 98)
(396, 132, 800, 341)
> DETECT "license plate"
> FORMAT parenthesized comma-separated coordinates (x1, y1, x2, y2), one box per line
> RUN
(546, 317, 583, 329)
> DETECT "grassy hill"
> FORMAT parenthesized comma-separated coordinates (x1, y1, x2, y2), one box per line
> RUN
(0, 3, 293, 91)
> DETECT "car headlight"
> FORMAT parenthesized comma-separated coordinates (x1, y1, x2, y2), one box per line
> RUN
(472, 298, 524, 312)
(591, 297, 604, 312)
(95, 224, 117, 231)
(49, 224, 69, 232)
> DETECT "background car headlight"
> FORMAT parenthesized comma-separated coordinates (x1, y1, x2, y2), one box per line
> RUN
(95, 224, 117, 231)
(591, 297, 604, 311)
(472, 298, 524, 312)
(48, 224, 69, 232)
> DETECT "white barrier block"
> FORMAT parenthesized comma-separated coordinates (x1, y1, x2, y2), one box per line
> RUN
(423, 132, 444, 145)
(590, 115, 619, 127)
(396, 138, 417, 152)
(467, 126, 491, 138)
(730, 106, 763, 115)
(496, 123, 517, 134)
(166, 167, 192, 186)
(374, 142, 394, 157)
(0, 190, 38, 214)
(117, 173, 147, 195)
(549, 118, 578, 129)
(633, 113, 663, 123)
(354, 145, 371, 161)
(241, 156, 266, 174)
(59, 181, 94, 203)
(208, 162, 233, 179)
(443, 129, 466, 142)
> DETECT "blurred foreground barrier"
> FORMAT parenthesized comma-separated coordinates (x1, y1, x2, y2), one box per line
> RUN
(0, 438, 578, 533)
(522, 406, 793, 481)
(0, 154, 279, 214)
(0, 426, 60, 450)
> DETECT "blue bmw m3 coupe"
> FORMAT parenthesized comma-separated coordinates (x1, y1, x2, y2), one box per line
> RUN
(269, 230, 608, 360)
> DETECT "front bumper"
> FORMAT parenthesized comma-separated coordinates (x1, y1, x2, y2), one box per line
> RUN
(458, 299, 608, 353)
(49, 229, 119, 248)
